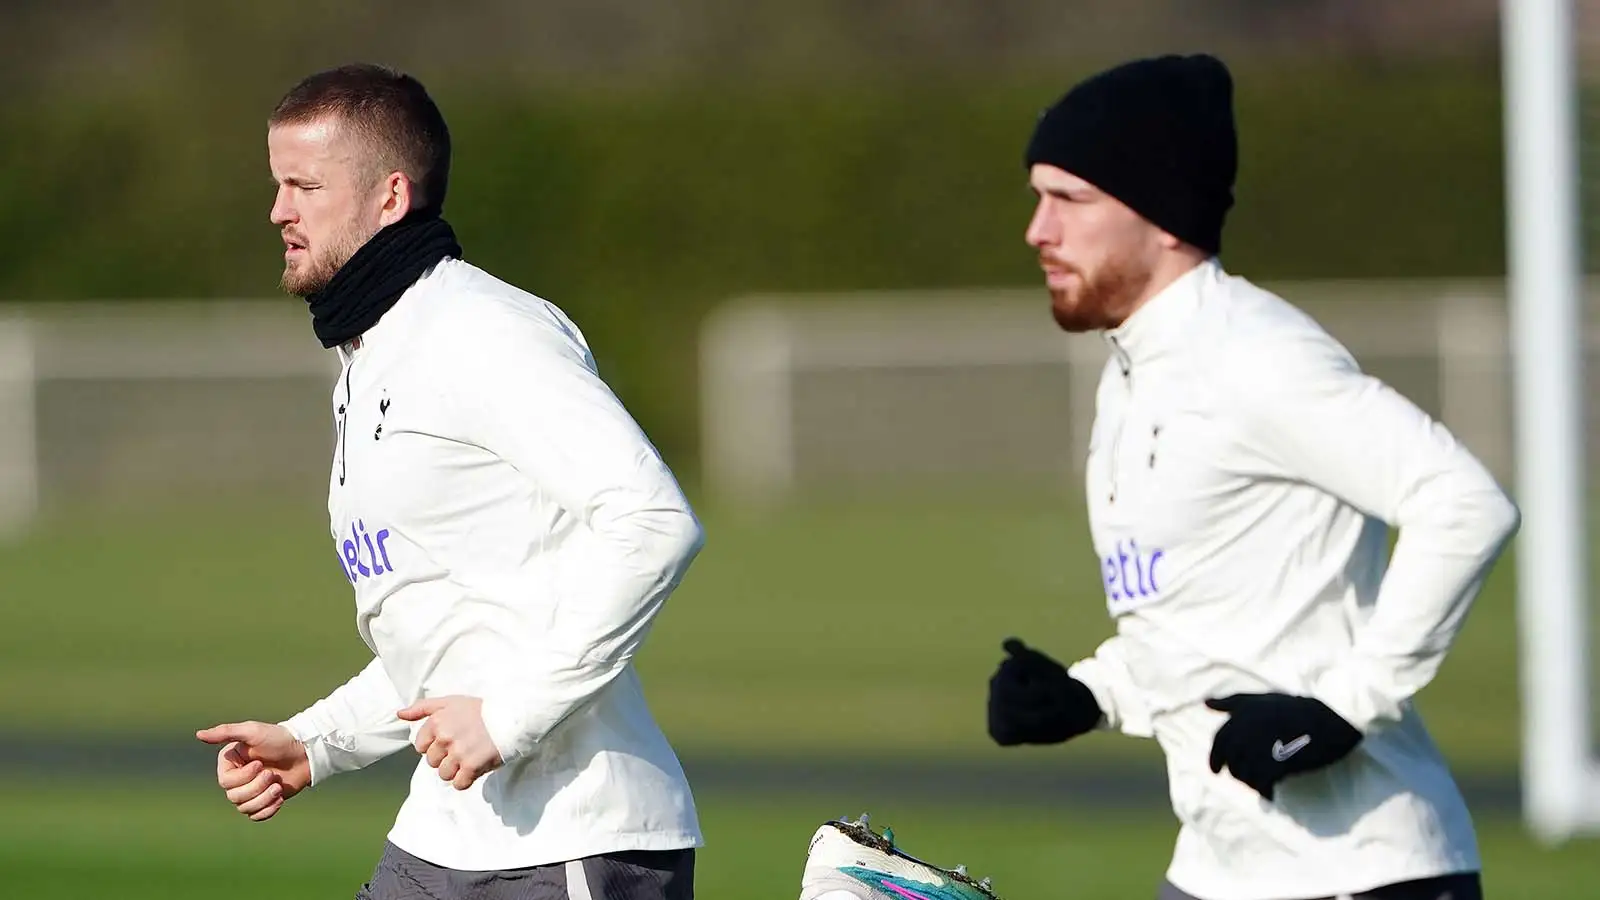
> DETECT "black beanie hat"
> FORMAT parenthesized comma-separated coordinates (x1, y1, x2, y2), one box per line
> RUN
(1025, 54, 1237, 256)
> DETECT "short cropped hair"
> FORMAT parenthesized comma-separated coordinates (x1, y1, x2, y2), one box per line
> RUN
(270, 63, 452, 212)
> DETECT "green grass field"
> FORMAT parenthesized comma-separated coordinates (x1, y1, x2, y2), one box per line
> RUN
(0, 486, 1541, 771)
(3, 487, 1597, 898)
(3, 777, 1596, 900)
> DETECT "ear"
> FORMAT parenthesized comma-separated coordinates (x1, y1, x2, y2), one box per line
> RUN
(377, 171, 414, 227)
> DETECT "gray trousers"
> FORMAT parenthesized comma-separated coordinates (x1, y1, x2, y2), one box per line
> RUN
(354, 841, 695, 900)
(1158, 872, 1482, 900)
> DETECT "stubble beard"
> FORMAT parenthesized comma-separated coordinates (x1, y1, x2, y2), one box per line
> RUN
(1048, 251, 1154, 334)
(281, 221, 376, 298)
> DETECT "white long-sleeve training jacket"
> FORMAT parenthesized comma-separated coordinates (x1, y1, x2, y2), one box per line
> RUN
(1067, 259, 1519, 900)
(280, 257, 706, 871)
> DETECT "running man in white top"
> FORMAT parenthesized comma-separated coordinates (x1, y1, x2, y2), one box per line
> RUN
(195, 63, 705, 900)
(985, 54, 1518, 900)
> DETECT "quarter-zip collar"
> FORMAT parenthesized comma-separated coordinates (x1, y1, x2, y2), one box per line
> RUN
(1102, 257, 1218, 372)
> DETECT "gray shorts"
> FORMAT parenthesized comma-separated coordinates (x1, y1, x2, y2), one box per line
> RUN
(354, 841, 695, 900)
(1157, 871, 1481, 900)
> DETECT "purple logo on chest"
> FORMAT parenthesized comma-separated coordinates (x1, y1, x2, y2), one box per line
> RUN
(337, 519, 394, 584)
(1102, 539, 1164, 605)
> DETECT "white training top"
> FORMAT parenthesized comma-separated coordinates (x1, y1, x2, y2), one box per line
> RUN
(281, 257, 705, 871)
(1067, 259, 1519, 900)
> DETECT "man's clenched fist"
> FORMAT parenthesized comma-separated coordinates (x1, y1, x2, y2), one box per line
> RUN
(1205, 692, 1363, 800)
(195, 721, 312, 822)
(398, 695, 503, 790)
(988, 637, 1103, 746)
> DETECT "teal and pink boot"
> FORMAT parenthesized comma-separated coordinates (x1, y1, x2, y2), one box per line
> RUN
(798, 814, 1001, 900)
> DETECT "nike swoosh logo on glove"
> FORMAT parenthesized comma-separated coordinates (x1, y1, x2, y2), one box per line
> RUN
(1271, 735, 1311, 761)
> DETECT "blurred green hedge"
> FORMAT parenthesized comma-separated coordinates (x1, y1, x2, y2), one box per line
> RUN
(0, 59, 1504, 471)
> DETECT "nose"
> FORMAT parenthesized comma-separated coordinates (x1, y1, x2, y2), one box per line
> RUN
(1025, 197, 1057, 249)
(269, 185, 295, 227)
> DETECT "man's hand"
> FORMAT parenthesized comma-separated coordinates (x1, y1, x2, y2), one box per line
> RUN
(398, 695, 503, 790)
(987, 637, 1103, 746)
(1205, 692, 1363, 800)
(195, 721, 311, 822)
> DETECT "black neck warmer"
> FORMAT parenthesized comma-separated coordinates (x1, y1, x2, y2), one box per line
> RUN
(305, 212, 463, 349)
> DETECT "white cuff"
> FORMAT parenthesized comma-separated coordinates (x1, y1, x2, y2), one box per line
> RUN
(1308, 664, 1404, 736)
(280, 714, 362, 787)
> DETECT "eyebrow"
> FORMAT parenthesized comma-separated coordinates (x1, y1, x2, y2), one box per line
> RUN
(1032, 181, 1096, 199)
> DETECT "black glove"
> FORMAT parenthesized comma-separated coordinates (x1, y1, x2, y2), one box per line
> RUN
(987, 638, 1102, 746)
(1205, 692, 1363, 800)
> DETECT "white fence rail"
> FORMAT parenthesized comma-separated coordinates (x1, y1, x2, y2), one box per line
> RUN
(0, 279, 1577, 535)
(0, 301, 337, 538)
(699, 278, 1545, 504)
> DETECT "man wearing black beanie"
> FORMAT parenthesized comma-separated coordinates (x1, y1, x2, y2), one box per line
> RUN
(985, 55, 1516, 900)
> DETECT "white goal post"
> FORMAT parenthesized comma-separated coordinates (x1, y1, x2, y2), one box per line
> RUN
(700, 280, 1520, 502)
(1502, 0, 1600, 844)
(0, 301, 339, 539)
